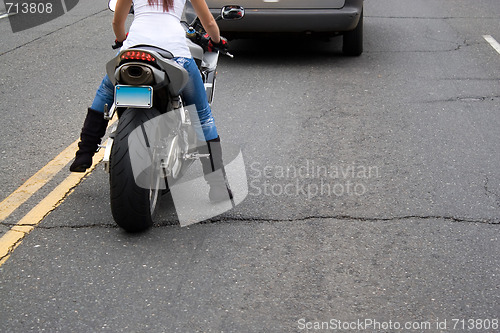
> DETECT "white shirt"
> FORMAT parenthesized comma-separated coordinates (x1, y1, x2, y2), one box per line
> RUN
(121, 0, 192, 58)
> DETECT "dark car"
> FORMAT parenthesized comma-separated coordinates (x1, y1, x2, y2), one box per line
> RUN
(207, 0, 364, 56)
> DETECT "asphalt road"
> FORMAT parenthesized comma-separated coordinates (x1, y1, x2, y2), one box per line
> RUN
(1, 0, 500, 332)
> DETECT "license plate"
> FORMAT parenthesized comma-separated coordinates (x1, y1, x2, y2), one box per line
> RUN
(114, 85, 153, 108)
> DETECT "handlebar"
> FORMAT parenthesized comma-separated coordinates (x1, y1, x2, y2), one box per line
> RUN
(185, 23, 232, 57)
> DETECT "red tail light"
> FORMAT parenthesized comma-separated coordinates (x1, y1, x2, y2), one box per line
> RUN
(121, 51, 156, 62)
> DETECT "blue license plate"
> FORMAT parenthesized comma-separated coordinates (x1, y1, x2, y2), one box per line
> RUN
(114, 85, 153, 108)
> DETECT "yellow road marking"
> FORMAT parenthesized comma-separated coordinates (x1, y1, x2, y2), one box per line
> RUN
(0, 140, 79, 222)
(0, 149, 105, 266)
(0, 115, 116, 267)
(0, 117, 116, 224)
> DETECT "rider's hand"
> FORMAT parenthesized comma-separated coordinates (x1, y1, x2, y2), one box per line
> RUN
(112, 33, 128, 49)
(208, 36, 229, 53)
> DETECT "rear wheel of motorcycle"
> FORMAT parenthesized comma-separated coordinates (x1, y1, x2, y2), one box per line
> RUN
(109, 107, 163, 232)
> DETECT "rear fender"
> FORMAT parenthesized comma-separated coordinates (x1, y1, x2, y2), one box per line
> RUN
(106, 49, 189, 96)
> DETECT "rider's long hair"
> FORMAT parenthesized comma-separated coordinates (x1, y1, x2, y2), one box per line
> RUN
(148, 0, 174, 11)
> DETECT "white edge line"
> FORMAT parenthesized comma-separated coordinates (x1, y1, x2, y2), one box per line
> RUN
(483, 35, 500, 55)
(0, 13, 9, 19)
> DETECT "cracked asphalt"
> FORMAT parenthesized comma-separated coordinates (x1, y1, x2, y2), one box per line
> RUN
(1, 0, 500, 331)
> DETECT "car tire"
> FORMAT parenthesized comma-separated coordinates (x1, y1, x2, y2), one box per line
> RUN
(342, 9, 363, 56)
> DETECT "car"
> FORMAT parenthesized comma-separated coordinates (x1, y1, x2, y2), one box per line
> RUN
(206, 0, 364, 56)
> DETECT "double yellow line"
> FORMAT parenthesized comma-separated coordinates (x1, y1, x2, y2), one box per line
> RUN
(0, 137, 107, 266)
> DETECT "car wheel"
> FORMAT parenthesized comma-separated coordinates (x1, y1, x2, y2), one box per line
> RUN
(342, 9, 363, 56)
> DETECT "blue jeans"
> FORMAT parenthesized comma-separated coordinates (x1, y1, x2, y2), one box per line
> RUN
(91, 57, 218, 141)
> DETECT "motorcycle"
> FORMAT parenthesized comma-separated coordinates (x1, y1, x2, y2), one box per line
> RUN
(103, 1, 245, 232)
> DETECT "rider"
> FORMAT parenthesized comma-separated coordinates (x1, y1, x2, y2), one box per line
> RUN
(70, 0, 232, 202)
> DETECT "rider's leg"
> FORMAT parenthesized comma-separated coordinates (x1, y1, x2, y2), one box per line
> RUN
(69, 75, 113, 172)
(174, 57, 233, 202)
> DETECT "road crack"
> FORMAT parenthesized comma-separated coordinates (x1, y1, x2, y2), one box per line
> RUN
(1, 222, 116, 230)
(211, 214, 500, 225)
(422, 95, 500, 103)
(2, 214, 497, 232)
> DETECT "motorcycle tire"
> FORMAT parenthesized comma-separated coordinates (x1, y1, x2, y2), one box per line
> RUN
(109, 107, 163, 232)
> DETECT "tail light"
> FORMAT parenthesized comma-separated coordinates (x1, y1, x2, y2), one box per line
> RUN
(117, 50, 157, 85)
(121, 51, 156, 63)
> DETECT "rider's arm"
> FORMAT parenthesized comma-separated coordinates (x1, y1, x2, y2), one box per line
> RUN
(113, 0, 133, 42)
(190, 0, 221, 43)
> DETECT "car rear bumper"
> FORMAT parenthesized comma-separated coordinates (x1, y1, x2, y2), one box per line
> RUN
(211, 1, 363, 34)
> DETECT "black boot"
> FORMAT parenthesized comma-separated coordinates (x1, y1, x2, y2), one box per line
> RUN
(69, 108, 109, 172)
(199, 136, 233, 203)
